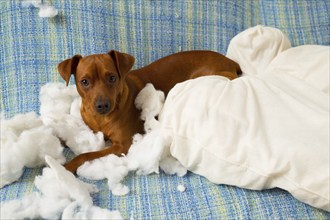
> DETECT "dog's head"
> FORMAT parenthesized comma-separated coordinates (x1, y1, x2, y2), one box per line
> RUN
(58, 50, 135, 116)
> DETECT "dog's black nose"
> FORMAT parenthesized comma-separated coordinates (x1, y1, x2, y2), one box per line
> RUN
(94, 98, 111, 115)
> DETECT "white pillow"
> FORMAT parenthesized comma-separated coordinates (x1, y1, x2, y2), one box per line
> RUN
(159, 75, 329, 211)
(158, 26, 330, 211)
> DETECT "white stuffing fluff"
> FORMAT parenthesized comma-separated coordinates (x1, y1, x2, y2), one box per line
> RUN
(1, 156, 122, 219)
(135, 83, 165, 133)
(127, 127, 186, 177)
(0, 112, 65, 188)
(129, 84, 186, 177)
(177, 184, 186, 192)
(39, 83, 79, 121)
(126, 130, 171, 175)
(22, 0, 59, 18)
(77, 154, 130, 196)
(38, 5, 58, 18)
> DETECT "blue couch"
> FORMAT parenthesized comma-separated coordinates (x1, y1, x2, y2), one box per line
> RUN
(1, 1, 329, 219)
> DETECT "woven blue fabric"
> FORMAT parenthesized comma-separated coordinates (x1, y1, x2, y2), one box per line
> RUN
(1, 0, 330, 219)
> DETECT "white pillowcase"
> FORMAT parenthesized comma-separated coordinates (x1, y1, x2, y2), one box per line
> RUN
(158, 26, 330, 211)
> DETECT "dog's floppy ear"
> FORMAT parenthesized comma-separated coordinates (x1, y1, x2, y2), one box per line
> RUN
(108, 50, 135, 78)
(57, 55, 82, 86)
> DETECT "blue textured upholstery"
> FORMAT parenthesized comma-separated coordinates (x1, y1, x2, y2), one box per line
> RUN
(1, 1, 329, 219)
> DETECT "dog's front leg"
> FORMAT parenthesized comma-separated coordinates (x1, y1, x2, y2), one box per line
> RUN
(64, 144, 128, 173)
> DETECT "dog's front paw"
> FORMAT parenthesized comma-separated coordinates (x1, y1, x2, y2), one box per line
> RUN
(64, 162, 79, 174)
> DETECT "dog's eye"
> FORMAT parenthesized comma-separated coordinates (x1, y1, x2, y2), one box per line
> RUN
(80, 79, 90, 87)
(108, 75, 117, 83)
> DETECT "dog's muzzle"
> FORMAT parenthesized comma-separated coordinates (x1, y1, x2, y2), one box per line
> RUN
(94, 98, 111, 115)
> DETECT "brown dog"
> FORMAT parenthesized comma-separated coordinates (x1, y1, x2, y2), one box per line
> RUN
(58, 50, 241, 173)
